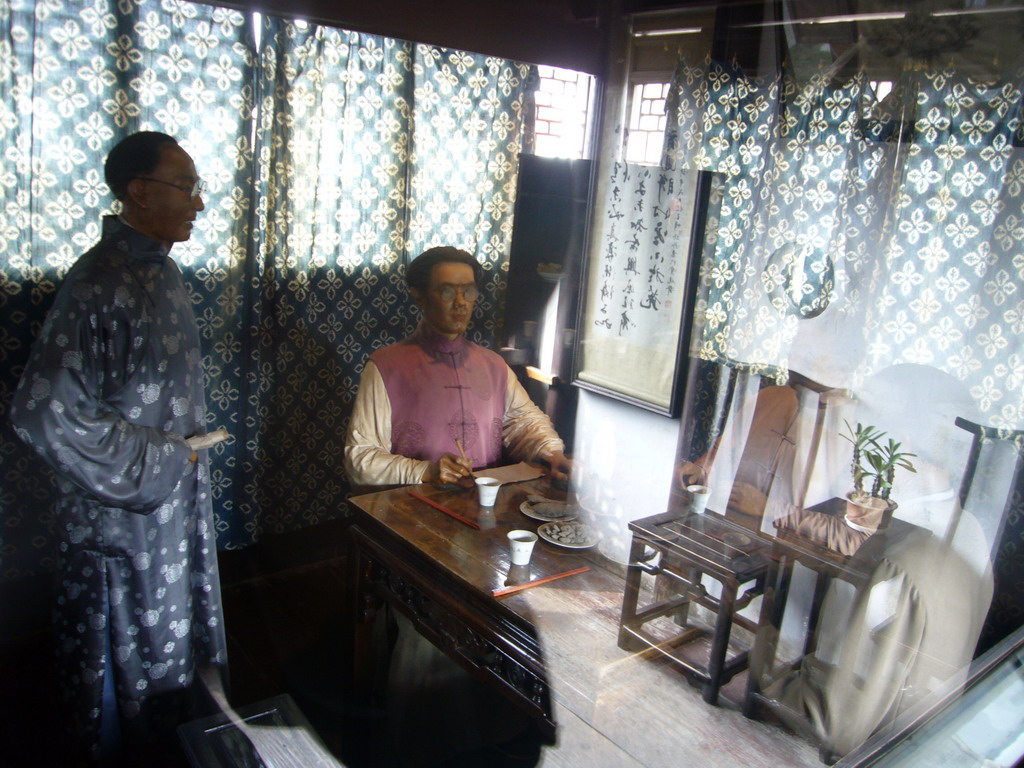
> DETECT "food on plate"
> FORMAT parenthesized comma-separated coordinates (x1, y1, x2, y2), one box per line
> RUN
(539, 521, 596, 548)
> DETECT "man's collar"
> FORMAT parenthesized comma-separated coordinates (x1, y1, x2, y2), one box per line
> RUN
(103, 214, 171, 261)
(411, 320, 469, 362)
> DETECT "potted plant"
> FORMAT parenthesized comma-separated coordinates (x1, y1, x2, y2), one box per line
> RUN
(841, 421, 917, 531)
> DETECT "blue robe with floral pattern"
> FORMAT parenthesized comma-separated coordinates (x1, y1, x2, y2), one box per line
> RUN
(10, 215, 227, 754)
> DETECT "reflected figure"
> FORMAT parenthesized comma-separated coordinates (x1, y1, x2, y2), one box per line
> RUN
(772, 507, 872, 557)
(678, 383, 801, 531)
(762, 530, 993, 759)
(755, 364, 996, 759)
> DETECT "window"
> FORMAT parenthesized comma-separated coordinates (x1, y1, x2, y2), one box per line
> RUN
(531, 65, 595, 160)
(624, 80, 670, 165)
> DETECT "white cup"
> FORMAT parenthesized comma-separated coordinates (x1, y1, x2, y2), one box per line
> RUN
(508, 530, 538, 565)
(687, 484, 710, 514)
(475, 477, 500, 506)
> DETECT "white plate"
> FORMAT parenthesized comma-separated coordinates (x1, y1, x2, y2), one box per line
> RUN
(537, 521, 598, 549)
(520, 499, 578, 523)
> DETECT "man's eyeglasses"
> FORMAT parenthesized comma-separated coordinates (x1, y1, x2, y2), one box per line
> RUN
(135, 177, 208, 200)
(436, 285, 479, 302)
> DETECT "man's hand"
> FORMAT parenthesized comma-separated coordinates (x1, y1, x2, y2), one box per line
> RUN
(727, 481, 767, 518)
(676, 460, 707, 488)
(425, 452, 474, 485)
(541, 450, 572, 483)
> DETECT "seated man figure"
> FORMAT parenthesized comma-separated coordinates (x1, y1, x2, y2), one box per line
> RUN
(344, 246, 570, 766)
(345, 245, 571, 487)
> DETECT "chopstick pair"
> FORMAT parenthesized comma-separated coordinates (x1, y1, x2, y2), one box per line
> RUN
(492, 566, 589, 598)
(408, 490, 481, 529)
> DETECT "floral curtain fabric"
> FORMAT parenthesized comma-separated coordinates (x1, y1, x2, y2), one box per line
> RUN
(0, 0, 530, 578)
(668, 58, 1024, 430)
(666, 55, 1024, 649)
(236, 17, 529, 546)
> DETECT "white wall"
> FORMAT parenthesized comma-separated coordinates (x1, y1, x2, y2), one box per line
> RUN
(570, 389, 681, 563)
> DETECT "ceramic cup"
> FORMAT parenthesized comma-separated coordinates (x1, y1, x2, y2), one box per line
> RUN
(507, 530, 538, 565)
(475, 477, 500, 506)
(687, 484, 711, 514)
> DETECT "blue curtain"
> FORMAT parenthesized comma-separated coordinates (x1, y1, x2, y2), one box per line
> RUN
(668, 58, 1024, 428)
(231, 17, 531, 546)
(0, 1, 531, 577)
(667, 55, 1024, 645)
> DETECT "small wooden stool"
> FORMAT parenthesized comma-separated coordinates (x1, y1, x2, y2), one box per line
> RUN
(618, 510, 771, 704)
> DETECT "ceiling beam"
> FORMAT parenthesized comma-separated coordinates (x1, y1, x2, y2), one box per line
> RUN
(199, 0, 608, 74)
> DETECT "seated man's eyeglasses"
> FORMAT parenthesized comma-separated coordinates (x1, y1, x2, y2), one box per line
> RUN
(437, 284, 478, 302)
(135, 177, 208, 200)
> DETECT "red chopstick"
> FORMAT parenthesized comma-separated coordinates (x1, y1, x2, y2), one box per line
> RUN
(492, 566, 589, 598)
(408, 491, 481, 530)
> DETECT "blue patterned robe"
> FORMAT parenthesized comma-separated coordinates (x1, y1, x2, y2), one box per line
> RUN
(10, 216, 227, 753)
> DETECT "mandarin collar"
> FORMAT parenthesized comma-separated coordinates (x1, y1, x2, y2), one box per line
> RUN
(410, 320, 469, 366)
(102, 214, 171, 263)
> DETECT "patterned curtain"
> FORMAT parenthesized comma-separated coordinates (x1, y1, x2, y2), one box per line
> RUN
(668, 57, 1024, 430)
(233, 17, 530, 547)
(0, 0, 530, 578)
(0, 0, 257, 578)
(667, 55, 1024, 646)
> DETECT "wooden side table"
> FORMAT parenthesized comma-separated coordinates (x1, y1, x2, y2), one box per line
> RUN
(618, 510, 772, 704)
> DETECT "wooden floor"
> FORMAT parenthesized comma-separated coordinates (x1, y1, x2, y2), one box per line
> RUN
(518, 569, 822, 768)
(1, 525, 822, 768)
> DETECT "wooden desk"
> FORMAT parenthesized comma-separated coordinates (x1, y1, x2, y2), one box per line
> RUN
(343, 477, 584, 742)
(342, 479, 825, 768)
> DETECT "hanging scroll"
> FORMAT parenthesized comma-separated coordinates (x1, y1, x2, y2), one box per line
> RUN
(574, 162, 711, 416)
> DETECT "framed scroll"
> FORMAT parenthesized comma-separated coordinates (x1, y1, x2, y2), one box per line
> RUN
(573, 162, 713, 417)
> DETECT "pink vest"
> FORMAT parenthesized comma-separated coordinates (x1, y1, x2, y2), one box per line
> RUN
(371, 323, 508, 468)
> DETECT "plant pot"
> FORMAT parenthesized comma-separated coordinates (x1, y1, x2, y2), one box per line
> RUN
(845, 492, 889, 532)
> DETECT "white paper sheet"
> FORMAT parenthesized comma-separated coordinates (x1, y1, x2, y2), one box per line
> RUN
(474, 462, 545, 485)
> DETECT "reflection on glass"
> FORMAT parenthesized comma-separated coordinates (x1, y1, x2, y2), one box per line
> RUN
(763, 242, 836, 320)
(772, 506, 872, 557)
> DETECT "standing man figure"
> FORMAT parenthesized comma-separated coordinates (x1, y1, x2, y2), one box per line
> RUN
(10, 131, 227, 762)
(345, 245, 571, 487)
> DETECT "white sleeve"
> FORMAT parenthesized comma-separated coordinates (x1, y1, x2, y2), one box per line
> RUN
(344, 361, 432, 487)
(501, 368, 565, 463)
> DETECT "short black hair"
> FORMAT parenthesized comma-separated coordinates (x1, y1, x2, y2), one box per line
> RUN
(104, 131, 180, 201)
(406, 246, 484, 293)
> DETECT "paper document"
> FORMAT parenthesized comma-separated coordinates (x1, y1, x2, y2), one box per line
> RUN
(186, 428, 230, 451)
(241, 725, 345, 768)
(474, 462, 545, 485)
(195, 666, 344, 768)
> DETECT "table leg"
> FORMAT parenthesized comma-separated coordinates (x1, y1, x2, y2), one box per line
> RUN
(743, 556, 791, 718)
(703, 577, 739, 705)
(802, 571, 832, 659)
(340, 529, 383, 708)
(617, 534, 649, 652)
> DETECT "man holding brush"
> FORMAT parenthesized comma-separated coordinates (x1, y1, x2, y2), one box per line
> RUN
(343, 246, 569, 766)
(344, 245, 571, 488)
